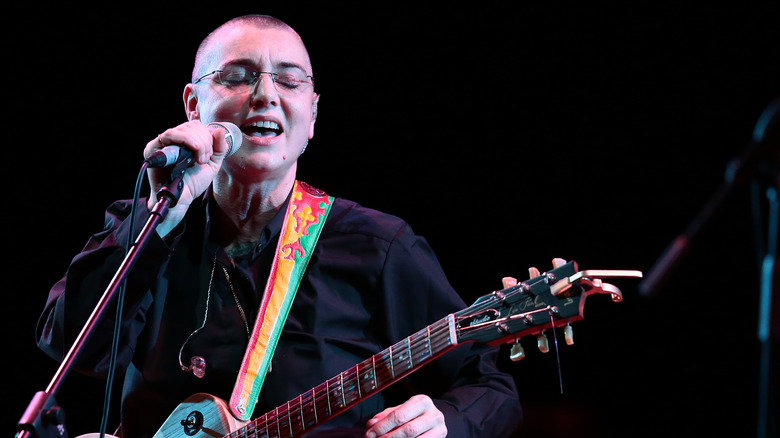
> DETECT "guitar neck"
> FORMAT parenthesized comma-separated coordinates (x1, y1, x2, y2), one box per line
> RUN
(153, 262, 639, 438)
(234, 315, 458, 438)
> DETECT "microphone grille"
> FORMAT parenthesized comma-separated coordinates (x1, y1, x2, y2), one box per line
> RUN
(208, 122, 243, 157)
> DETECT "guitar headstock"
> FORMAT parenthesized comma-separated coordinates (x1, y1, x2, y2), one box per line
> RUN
(454, 259, 642, 358)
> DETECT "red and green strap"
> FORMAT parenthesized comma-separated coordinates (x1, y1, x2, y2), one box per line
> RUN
(229, 181, 333, 421)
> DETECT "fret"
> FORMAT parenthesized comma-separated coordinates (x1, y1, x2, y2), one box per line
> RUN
(286, 401, 293, 437)
(342, 366, 359, 405)
(296, 389, 315, 430)
(298, 394, 305, 431)
(354, 364, 362, 398)
(338, 372, 346, 407)
(389, 345, 395, 379)
(360, 355, 376, 392)
(407, 336, 413, 368)
(427, 326, 433, 358)
(257, 415, 268, 438)
(325, 379, 332, 415)
(311, 388, 318, 424)
(371, 354, 376, 388)
(275, 407, 281, 438)
(345, 363, 363, 405)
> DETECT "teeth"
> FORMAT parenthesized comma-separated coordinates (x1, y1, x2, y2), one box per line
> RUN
(249, 120, 280, 130)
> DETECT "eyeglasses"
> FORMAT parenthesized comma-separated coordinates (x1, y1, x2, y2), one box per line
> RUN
(195, 64, 314, 95)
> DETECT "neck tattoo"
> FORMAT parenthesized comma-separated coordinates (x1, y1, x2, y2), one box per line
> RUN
(226, 240, 259, 259)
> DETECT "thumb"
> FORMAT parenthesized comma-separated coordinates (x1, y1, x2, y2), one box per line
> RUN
(207, 123, 231, 160)
(207, 122, 242, 160)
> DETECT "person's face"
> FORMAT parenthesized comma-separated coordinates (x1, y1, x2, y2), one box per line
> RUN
(184, 24, 318, 179)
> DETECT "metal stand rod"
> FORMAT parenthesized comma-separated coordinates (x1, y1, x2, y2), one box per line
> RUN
(757, 185, 778, 438)
(16, 169, 186, 438)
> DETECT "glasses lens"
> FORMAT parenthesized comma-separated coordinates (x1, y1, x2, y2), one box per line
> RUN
(210, 65, 313, 95)
(272, 70, 312, 94)
(215, 65, 257, 90)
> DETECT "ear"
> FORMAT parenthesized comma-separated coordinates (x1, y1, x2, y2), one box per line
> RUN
(309, 93, 319, 138)
(183, 84, 200, 121)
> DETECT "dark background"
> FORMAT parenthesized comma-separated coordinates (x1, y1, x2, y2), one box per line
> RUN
(6, 3, 779, 438)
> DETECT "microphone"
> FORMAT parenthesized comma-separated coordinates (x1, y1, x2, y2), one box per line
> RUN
(146, 122, 243, 168)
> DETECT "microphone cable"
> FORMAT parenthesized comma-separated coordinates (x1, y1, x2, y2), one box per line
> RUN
(98, 160, 149, 438)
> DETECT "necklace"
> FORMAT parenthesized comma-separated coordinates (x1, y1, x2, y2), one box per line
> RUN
(222, 266, 250, 338)
(178, 253, 251, 377)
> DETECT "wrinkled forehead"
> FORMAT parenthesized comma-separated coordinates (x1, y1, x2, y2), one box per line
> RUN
(195, 24, 313, 78)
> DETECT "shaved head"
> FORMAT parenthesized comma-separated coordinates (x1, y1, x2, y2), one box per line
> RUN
(192, 15, 309, 82)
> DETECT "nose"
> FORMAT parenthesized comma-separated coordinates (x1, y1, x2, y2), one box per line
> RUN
(250, 72, 279, 107)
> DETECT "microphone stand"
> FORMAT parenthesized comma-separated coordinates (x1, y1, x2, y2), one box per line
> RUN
(638, 96, 779, 438)
(16, 159, 191, 438)
(752, 100, 779, 438)
(755, 183, 778, 438)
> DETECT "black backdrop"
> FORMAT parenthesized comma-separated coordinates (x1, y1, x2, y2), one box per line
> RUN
(7, 3, 779, 438)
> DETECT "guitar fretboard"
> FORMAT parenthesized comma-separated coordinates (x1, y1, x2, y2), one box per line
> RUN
(229, 315, 457, 438)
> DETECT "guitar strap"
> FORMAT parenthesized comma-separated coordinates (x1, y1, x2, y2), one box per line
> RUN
(229, 180, 333, 421)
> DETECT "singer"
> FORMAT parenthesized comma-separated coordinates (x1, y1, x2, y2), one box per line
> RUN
(36, 15, 521, 438)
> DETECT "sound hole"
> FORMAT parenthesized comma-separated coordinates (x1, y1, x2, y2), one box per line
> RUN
(180, 410, 204, 436)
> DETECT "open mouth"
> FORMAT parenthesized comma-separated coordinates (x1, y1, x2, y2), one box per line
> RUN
(242, 120, 282, 138)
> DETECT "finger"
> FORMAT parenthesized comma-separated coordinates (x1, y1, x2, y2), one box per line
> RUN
(367, 408, 444, 438)
(143, 132, 167, 160)
(153, 121, 213, 164)
(365, 408, 391, 428)
(207, 123, 230, 160)
(366, 395, 437, 438)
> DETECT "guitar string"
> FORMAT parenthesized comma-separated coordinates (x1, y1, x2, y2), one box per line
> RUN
(250, 296, 540, 435)
(548, 308, 564, 394)
(252, 333, 454, 434)
(264, 313, 549, 435)
(247, 290, 538, 434)
(232, 291, 508, 434)
(249, 320, 455, 433)
(243, 331, 452, 435)
(242, 291, 546, 435)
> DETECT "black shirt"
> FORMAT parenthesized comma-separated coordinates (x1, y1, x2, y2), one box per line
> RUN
(38, 187, 522, 438)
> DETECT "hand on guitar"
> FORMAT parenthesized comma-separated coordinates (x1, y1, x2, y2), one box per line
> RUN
(360, 264, 544, 438)
(364, 394, 446, 438)
(361, 267, 563, 438)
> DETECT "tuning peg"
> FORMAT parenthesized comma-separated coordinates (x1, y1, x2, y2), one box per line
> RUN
(564, 324, 574, 345)
(509, 340, 525, 362)
(528, 267, 541, 278)
(537, 332, 549, 353)
(552, 258, 567, 268)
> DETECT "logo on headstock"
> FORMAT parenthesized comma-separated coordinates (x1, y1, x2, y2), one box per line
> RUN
(458, 310, 499, 328)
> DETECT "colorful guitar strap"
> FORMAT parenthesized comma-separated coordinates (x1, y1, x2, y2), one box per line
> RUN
(229, 180, 333, 421)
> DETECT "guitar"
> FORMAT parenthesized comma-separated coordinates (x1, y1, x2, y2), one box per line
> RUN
(94, 260, 642, 438)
